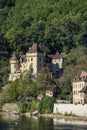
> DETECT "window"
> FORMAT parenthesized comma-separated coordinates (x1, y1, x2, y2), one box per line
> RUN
(39, 58, 41, 61)
(59, 59, 60, 62)
(31, 58, 33, 61)
(56, 108, 58, 113)
(39, 63, 42, 67)
(75, 84, 77, 89)
(73, 91, 77, 95)
(27, 58, 29, 61)
(73, 91, 76, 95)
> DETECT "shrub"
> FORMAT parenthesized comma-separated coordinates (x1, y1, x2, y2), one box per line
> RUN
(38, 96, 55, 114)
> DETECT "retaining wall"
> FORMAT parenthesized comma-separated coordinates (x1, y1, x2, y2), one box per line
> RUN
(53, 104, 87, 117)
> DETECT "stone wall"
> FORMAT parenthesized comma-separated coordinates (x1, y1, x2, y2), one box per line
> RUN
(53, 104, 87, 117)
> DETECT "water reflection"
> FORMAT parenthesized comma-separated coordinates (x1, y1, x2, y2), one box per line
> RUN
(53, 118, 87, 130)
(0, 115, 54, 130)
(1, 113, 19, 122)
(53, 118, 87, 125)
(0, 114, 87, 130)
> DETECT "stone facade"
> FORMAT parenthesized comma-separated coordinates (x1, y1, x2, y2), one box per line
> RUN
(9, 44, 63, 81)
(72, 71, 87, 104)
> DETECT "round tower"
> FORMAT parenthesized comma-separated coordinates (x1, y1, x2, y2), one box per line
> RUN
(10, 52, 19, 74)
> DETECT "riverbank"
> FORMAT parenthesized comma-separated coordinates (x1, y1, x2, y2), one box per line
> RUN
(1, 102, 87, 122)
(39, 114, 87, 121)
(0, 111, 87, 122)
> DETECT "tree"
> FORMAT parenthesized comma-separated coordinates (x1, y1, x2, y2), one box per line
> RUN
(37, 67, 51, 94)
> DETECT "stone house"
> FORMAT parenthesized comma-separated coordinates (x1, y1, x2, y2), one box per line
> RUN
(45, 84, 59, 98)
(72, 71, 87, 104)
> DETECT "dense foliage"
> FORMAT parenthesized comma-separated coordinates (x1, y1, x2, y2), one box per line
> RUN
(58, 45, 87, 100)
(38, 96, 55, 114)
(0, 71, 55, 113)
(1, 0, 87, 53)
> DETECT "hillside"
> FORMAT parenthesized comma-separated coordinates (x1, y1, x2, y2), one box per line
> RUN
(0, 0, 87, 52)
(0, 0, 87, 92)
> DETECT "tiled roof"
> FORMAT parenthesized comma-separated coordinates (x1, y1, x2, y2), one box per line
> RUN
(28, 44, 43, 53)
(79, 86, 87, 94)
(48, 50, 62, 59)
(74, 71, 87, 82)
(78, 71, 87, 78)
(46, 85, 57, 91)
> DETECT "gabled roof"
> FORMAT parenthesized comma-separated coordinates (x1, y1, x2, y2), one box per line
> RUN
(48, 50, 62, 59)
(28, 44, 43, 53)
(79, 86, 87, 94)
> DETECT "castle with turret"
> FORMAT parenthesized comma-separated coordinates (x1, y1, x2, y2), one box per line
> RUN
(9, 44, 63, 81)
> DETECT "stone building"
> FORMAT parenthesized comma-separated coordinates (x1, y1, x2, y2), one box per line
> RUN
(20, 44, 45, 76)
(9, 44, 63, 81)
(48, 50, 63, 78)
(45, 84, 59, 97)
(72, 71, 87, 104)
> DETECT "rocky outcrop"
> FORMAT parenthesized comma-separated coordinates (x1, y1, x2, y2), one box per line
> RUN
(2, 103, 20, 114)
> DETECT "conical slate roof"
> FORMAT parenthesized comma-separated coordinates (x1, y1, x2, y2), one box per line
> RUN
(11, 52, 17, 60)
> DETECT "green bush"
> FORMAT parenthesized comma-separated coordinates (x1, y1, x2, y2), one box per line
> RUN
(38, 96, 55, 114)
(18, 100, 38, 113)
(18, 102, 28, 113)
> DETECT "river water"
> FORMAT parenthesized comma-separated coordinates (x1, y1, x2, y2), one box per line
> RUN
(0, 114, 87, 130)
